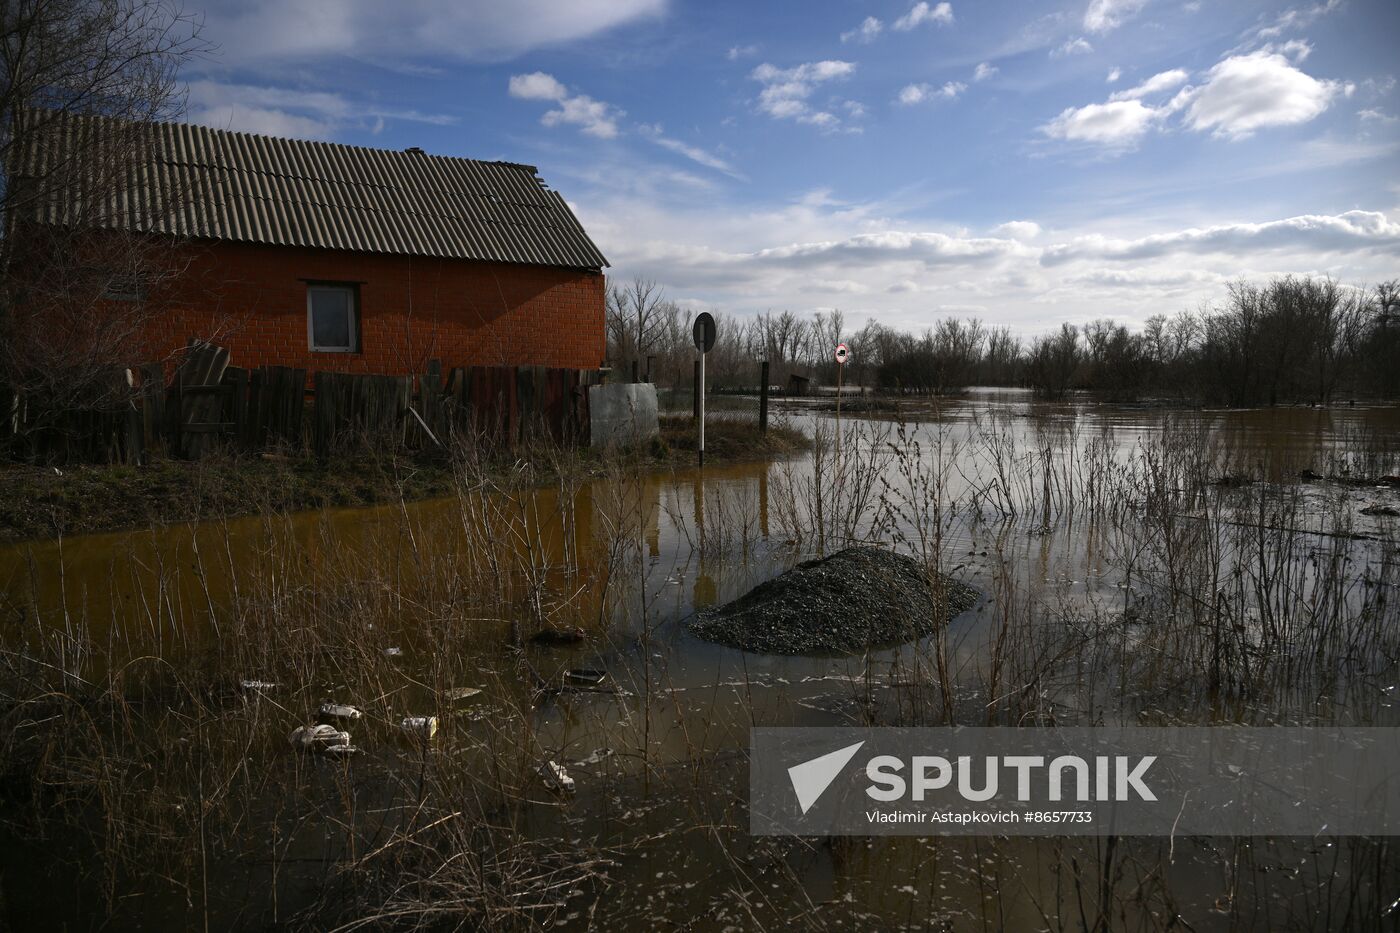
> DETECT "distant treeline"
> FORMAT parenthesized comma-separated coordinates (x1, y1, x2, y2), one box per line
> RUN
(606, 276, 1399, 405)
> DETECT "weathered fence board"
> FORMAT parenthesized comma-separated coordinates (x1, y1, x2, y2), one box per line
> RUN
(5, 345, 598, 463)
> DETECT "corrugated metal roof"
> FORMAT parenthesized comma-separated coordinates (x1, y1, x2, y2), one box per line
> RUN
(15, 111, 609, 271)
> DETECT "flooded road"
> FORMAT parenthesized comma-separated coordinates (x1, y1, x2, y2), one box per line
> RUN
(2, 390, 1398, 931)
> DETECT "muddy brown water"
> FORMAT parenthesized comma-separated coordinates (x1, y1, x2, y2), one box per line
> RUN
(2, 389, 1399, 930)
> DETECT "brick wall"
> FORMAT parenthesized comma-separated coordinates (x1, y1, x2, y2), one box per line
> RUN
(148, 240, 606, 374)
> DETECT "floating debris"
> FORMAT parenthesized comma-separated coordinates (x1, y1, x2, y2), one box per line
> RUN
(400, 715, 438, 739)
(240, 680, 278, 693)
(289, 724, 351, 752)
(318, 703, 362, 722)
(564, 669, 608, 688)
(530, 626, 586, 646)
(539, 760, 576, 793)
(321, 743, 360, 759)
(444, 687, 483, 703)
(574, 748, 614, 767)
(383, 647, 403, 657)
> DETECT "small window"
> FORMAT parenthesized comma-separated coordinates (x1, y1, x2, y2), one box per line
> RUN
(307, 284, 357, 352)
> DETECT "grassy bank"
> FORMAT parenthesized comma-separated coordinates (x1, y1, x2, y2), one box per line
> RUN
(0, 414, 808, 542)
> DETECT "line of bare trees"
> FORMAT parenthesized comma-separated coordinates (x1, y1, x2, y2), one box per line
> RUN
(607, 274, 1400, 406)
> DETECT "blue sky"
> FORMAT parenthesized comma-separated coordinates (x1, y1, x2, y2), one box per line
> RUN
(187, 0, 1399, 335)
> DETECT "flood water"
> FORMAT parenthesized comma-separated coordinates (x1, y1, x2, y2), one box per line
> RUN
(3, 389, 1399, 931)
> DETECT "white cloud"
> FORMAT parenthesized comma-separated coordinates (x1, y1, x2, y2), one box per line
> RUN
(898, 81, 967, 105)
(727, 44, 759, 60)
(186, 79, 455, 140)
(1359, 109, 1398, 124)
(576, 178, 1400, 335)
(1045, 50, 1342, 150)
(893, 2, 954, 31)
(751, 60, 857, 129)
(973, 62, 998, 81)
(1180, 51, 1341, 139)
(1109, 68, 1189, 101)
(1252, 0, 1341, 41)
(1084, 0, 1149, 34)
(993, 220, 1042, 239)
(508, 72, 622, 138)
(507, 72, 567, 101)
(1107, 67, 1122, 83)
(637, 124, 742, 177)
(1041, 99, 1159, 146)
(841, 16, 883, 44)
(1041, 210, 1400, 265)
(1053, 37, 1094, 57)
(205, 0, 666, 64)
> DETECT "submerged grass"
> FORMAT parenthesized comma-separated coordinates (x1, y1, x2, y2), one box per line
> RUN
(0, 401, 1397, 930)
(0, 414, 809, 543)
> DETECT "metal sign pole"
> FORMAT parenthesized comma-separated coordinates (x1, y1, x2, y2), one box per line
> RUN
(692, 312, 716, 470)
(698, 349, 705, 468)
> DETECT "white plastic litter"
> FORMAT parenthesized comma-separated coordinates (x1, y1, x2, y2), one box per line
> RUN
(383, 647, 403, 657)
(289, 724, 351, 751)
(539, 760, 576, 793)
(318, 703, 362, 721)
(240, 680, 278, 692)
(399, 715, 438, 739)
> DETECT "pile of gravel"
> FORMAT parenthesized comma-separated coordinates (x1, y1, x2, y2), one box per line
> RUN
(688, 546, 979, 656)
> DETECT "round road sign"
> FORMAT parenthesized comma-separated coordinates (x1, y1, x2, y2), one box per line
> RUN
(693, 312, 717, 353)
(834, 342, 850, 364)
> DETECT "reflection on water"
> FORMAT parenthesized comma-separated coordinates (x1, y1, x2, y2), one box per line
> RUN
(2, 392, 1398, 931)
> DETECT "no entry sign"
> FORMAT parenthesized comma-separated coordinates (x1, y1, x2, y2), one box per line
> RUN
(834, 342, 850, 365)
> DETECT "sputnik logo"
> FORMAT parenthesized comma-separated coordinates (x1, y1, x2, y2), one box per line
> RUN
(788, 741, 865, 814)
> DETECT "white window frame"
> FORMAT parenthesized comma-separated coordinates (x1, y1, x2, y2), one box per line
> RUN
(306, 284, 357, 353)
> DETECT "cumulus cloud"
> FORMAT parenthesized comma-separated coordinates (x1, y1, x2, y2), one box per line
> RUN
(1109, 69, 1189, 101)
(580, 185, 1400, 333)
(747, 230, 1030, 269)
(1107, 67, 1121, 83)
(204, 0, 665, 64)
(1041, 99, 1159, 146)
(841, 16, 883, 43)
(1053, 37, 1094, 57)
(1041, 210, 1400, 264)
(1044, 51, 1342, 149)
(1180, 51, 1342, 138)
(508, 71, 622, 138)
(993, 220, 1042, 239)
(898, 81, 967, 105)
(751, 60, 857, 129)
(973, 62, 998, 81)
(893, 2, 954, 31)
(1084, 0, 1149, 34)
(186, 79, 455, 140)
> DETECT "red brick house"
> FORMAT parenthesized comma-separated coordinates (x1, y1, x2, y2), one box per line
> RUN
(18, 114, 609, 375)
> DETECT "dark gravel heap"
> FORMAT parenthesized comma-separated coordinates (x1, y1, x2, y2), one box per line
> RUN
(689, 546, 979, 656)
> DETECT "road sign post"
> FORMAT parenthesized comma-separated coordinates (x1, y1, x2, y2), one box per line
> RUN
(834, 342, 850, 456)
(693, 313, 716, 468)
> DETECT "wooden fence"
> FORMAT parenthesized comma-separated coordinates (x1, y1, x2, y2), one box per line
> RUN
(1, 343, 598, 464)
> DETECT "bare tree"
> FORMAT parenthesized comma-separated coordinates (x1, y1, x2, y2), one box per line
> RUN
(1, 0, 206, 446)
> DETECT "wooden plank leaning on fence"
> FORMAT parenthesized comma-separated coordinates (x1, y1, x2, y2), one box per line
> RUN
(173, 340, 232, 459)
